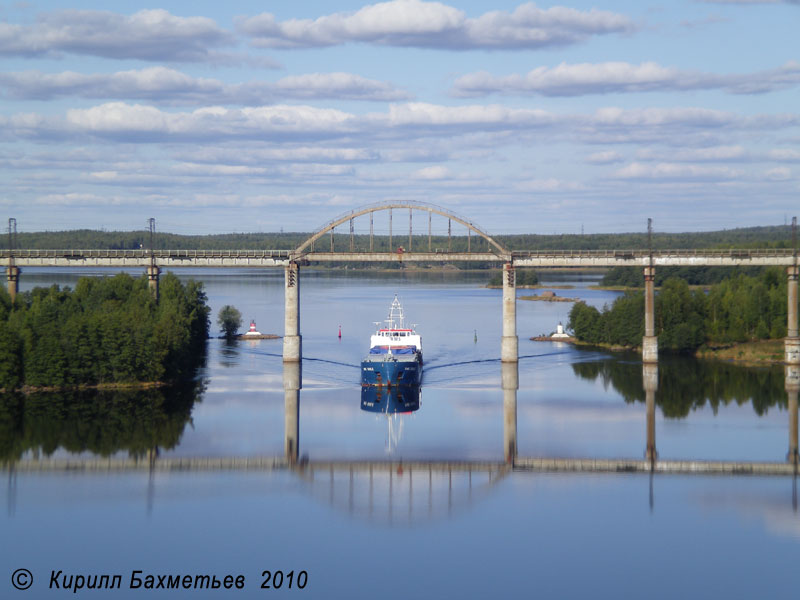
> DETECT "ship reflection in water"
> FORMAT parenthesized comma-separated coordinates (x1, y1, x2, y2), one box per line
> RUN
(361, 385, 421, 454)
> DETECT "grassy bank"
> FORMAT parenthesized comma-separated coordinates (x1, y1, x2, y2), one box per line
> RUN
(695, 340, 784, 365)
(566, 338, 785, 366)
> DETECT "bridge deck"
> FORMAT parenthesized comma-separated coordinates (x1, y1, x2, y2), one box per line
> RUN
(2, 248, 796, 267)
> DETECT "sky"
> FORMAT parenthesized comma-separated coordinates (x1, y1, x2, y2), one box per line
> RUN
(1, 0, 799, 237)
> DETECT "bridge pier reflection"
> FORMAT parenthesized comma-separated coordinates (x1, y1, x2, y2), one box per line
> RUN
(643, 363, 658, 464)
(787, 366, 799, 466)
(284, 361, 301, 464)
(502, 362, 518, 464)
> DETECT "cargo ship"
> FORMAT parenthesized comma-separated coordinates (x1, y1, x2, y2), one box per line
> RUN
(361, 295, 422, 387)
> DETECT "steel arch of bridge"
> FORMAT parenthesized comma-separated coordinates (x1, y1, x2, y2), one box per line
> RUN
(292, 201, 510, 258)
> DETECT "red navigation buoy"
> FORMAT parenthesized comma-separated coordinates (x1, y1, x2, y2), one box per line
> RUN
(338, 325, 342, 338)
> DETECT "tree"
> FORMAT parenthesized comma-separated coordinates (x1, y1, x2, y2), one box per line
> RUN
(217, 305, 242, 339)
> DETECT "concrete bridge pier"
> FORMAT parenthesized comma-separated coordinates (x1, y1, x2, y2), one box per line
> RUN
(786, 266, 800, 364)
(283, 262, 302, 362)
(501, 263, 518, 363)
(502, 362, 518, 464)
(6, 265, 20, 302)
(284, 361, 301, 465)
(146, 265, 161, 302)
(643, 363, 658, 463)
(642, 266, 658, 363)
(787, 366, 799, 465)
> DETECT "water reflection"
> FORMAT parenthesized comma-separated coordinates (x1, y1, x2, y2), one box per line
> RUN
(360, 386, 421, 454)
(219, 339, 241, 368)
(2, 355, 799, 524)
(360, 385, 421, 414)
(787, 365, 799, 465)
(502, 362, 518, 464)
(572, 355, 787, 418)
(284, 361, 300, 465)
(6, 468, 15, 517)
(294, 462, 509, 525)
(644, 363, 657, 463)
(0, 380, 206, 462)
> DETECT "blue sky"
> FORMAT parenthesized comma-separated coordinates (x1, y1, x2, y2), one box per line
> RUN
(1, 0, 799, 236)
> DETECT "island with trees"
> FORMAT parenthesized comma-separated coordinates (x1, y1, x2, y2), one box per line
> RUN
(0, 272, 210, 392)
(567, 267, 788, 363)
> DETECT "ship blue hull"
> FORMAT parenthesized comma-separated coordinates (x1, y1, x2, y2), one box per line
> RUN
(361, 356, 422, 387)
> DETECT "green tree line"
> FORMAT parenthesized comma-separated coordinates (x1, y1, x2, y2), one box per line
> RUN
(601, 265, 766, 287)
(568, 267, 789, 353)
(0, 272, 209, 390)
(9, 224, 795, 252)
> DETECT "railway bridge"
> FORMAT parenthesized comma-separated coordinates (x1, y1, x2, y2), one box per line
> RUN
(4, 202, 800, 367)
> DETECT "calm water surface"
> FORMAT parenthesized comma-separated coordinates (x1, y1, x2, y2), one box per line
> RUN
(2, 268, 798, 599)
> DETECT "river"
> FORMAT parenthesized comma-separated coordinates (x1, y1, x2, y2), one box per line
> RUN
(1, 267, 798, 599)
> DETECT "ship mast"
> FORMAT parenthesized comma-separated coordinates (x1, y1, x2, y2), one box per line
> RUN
(385, 294, 405, 329)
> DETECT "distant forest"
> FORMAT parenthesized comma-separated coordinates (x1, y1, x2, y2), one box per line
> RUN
(601, 265, 768, 287)
(7, 224, 797, 252)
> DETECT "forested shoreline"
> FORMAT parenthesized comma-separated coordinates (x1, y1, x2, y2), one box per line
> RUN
(568, 267, 789, 356)
(600, 265, 767, 287)
(10, 223, 795, 252)
(0, 273, 209, 391)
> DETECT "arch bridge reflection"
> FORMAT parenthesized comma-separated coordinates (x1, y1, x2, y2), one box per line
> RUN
(3, 358, 799, 521)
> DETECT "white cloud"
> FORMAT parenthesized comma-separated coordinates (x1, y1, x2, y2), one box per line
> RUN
(518, 178, 586, 191)
(172, 162, 354, 178)
(63, 102, 358, 140)
(237, 1, 635, 50)
(379, 102, 555, 128)
(768, 149, 800, 161)
(764, 167, 791, 180)
(32, 193, 122, 206)
(635, 146, 748, 162)
(174, 147, 379, 166)
(412, 166, 451, 179)
(0, 68, 408, 104)
(273, 72, 410, 101)
(612, 162, 742, 180)
(89, 171, 119, 180)
(4, 102, 797, 150)
(590, 106, 736, 128)
(452, 61, 800, 97)
(586, 151, 623, 164)
(0, 9, 234, 62)
(698, 1, 786, 4)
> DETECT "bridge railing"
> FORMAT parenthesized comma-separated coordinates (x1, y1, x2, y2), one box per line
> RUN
(1, 248, 794, 261)
(510, 248, 794, 259)
(0, 249, 293, 259)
